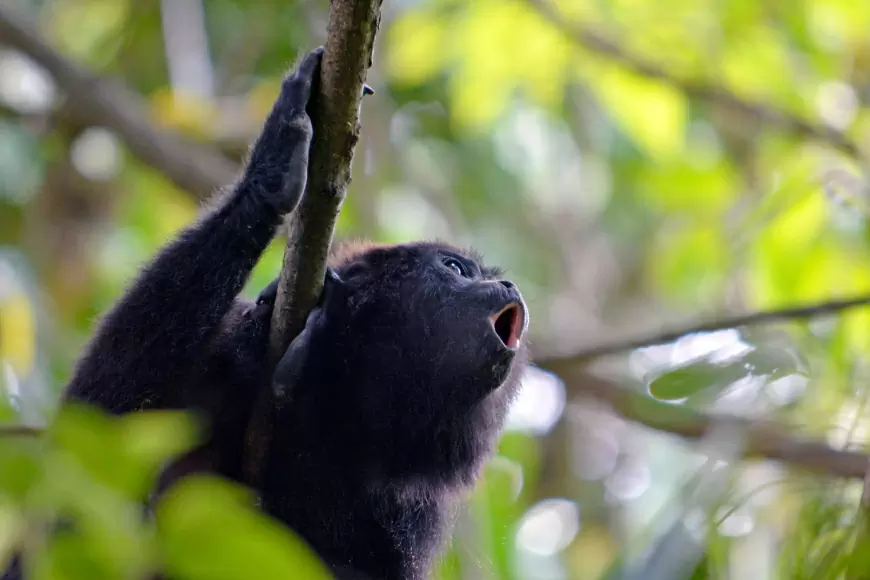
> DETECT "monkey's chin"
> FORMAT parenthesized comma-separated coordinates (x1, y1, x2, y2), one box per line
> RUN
(484, 348, 520, 390)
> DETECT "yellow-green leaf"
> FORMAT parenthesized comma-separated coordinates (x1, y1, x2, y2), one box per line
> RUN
(588, 65, 687, 160)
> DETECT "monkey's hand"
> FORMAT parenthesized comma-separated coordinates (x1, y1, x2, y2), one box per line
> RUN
(271, 268, 344, 402)
(242, 46, 324, 216)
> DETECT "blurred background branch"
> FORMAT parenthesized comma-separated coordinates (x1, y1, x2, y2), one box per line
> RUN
(539, 366, 870, 479)
(0, 3, 236, 200)
(529, 0, 865, 164)
(0, 425, 42, 437)
(540, 293, 870, 364)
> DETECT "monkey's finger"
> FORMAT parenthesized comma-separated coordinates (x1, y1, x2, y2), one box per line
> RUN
(317, 268, 339, 308)
(296, 46, 324, 81)
(286, 46, 325, 104)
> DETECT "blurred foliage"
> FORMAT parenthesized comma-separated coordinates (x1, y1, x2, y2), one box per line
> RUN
(3, 0, 870, 577)
(0, 404, 332, 579)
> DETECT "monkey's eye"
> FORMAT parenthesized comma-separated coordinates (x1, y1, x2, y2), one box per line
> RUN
(443, 258, 467, 278)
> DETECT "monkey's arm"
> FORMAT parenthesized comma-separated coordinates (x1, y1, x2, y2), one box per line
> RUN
(64, 48, 323, 414)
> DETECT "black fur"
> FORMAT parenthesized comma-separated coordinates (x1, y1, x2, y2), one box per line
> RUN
(7, 47, 529, 580)
(261, 242, 528, 580)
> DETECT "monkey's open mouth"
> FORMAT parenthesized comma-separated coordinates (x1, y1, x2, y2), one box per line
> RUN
(489, 303, 524, 350)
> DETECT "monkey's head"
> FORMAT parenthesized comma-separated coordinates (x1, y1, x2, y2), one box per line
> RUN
(277, 241, 529, 487)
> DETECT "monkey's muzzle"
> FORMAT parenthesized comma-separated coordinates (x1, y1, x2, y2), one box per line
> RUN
(489, 301, 526, 350)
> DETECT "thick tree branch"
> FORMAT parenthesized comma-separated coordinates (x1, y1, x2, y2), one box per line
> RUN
(537, 294, 870, 366)
(540, 363, 870, 479)
(0, 5, 237, 200)
(267, 2, 382, 358)
(243, 0, 384, 486)
(528, 0, 864, 161)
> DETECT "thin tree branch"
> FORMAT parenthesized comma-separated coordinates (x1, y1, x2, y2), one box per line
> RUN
(0, 4, 237, 200)
(243, 0, 384, 487)
(0, 425, 43, 437)
(528, 0, 864, 162)
(540, 364, 870, 479)
(536, 294, 870, 365)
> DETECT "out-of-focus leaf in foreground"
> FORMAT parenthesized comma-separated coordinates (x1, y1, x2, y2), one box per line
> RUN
(156, 475, 333, 580)
(49, 403, 200, 500)
(0, 404, 202, 578)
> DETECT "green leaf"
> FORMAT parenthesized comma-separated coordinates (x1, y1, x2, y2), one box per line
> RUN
(117, 410, 202, 492)
(650, 225, 730, 306)
(496, 432, 540, 503)
(34, 529, 134, 580)
(434, 540, 463, 580)
(637, 157, 740, 217)
(33, 450, 153, 580)
(741, 345, 805, 380)
(385, 9, 449, 86)
(49, 404, 200, 500)
(719, 26, 797, 105)
(588, 65, 687, 160)
(156, 476, 333, 580)
(468, 457, 524, 580)
(647, 340, 807, 403)
(646, 356, 747, 402)
(0, 438, 42, 501)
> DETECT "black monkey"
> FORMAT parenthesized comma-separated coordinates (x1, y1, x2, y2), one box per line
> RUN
(9, 47, 529, 580)
(260, 240, 528, 580)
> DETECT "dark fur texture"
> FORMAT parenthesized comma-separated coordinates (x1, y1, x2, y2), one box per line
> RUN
(6, 48, 528, 580)
(261, 241, 528, 580)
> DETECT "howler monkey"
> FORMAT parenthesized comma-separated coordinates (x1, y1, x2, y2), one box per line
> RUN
(14, 47, 529, 580)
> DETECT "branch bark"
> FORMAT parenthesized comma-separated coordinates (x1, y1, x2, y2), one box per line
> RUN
(537, 294, 870, 366)
(242, 0, 384, 486)
(0, 4, 237, 200)
(268, 2, 382, 359)
(528, 0, 864, 162)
